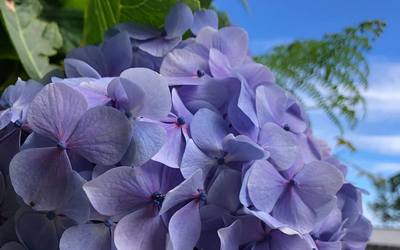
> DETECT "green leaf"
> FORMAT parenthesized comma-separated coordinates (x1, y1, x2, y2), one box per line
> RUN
(83, 0, 201, 45)
(41, 5, 84, 53)
(0, 0, 63, 80)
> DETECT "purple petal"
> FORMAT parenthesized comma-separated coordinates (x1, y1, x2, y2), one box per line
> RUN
(181, 139, 214, 178)
(191, 9, 218, 35)
(60, 223, 111, 250)
(0, 110, 12, 130)
(160, 170, 203, 214)
(258, 122, 298, 170)
(169, 200, 201, 250)
(139, 37, 181, 57)
(294, 161, 344, 210)
(52, 77, 112, 108)
(196, 26, 217, 48)
(68, 106, 131, 166)
(57, 172, 90, 223)
(171, 88, 193, 119)
(107, 78, 145, 116)
(101, 32, 133, 76)
(10, 147, 73, 210)
(255, 84, 286, 127)
(223, 134, 266, 162)
(83, 166, 150, 216)
(0, 126, 20, 175)
(64, 58, 101, 78)
(112, 22, 160, 40)
(211, 27, 248, 67)
(120, 68, 171, 119)
(247, 160, 286, 212)
(120, 120, 166, 167)
(1, 242, 25, 250)
(27, 83, 88, 142)
(190, 108, 228, 153)
(152, 123, 184, 169)
(208, 169, 241, 211)
(209, 48, 232, 78)
(114, 207, 167, 250)
(67, 45, 107, 76)
(235, 63, 275, 89)
(160, 48, 209, 85)
(270, 230, 312, 249)
(165, 3, 193, 39)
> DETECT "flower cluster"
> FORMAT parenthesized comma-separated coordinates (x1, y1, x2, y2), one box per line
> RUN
(0, 3, 371, 250)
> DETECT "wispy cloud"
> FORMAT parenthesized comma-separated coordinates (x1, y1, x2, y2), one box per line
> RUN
(371, 162, 400, 173)
(350, 134, 400, 155)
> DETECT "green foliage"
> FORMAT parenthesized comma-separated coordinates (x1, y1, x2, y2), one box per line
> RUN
(255, 20, 385, 135)
(370, 172, 400, 222)
(83, 0, 201, 44)
(0, 0, 63, 80)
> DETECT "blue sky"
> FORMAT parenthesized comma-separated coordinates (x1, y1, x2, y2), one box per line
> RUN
(215, 0, 400, 226)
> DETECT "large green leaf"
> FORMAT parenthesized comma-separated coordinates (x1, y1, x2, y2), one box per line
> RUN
(84, 0, 200, 45)
(0, 0, 63, 80)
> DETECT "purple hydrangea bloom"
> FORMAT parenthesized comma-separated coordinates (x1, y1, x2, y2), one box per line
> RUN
(241, 159, 344, 234)
(0, 79, 42, 130)
(9, 83, 131, 210)
(83, 161, 182, 250)
(0, 3, 372, 249)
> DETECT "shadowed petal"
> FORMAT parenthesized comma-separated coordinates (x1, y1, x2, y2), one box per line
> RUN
(152, 124, 184, 168)
(0, 126, 20, 175)
(107, 78, 145, 116)
(161, 170, 203, 214)
(1, 242, 26, 250)
(223, 134, 266, 163)
(208, 169, 241, 211)
(139, 37, 181, 57)
(10, 147, 73, 210)
(190, 108, 228, 153)
(64, 59, 101, 78)
(101, 32, 132, 76)
(68, 106, 131, 166)
(60, 223, 111, 250)
(165, 3, 193, 39)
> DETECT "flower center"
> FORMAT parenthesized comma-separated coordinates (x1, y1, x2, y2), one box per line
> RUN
(217, 157, 225, 165)
(176, 116, 186, 125)
(283, 124, 290, 131)
(196, 69, 205, 78)
(198, 189, 207, 204)
(104, 218, 113, 228)
(57, 141, 67, 150)
(151, 192, 165, 209)
(46, 211, 56, 220)
(14, 120, 22, 128)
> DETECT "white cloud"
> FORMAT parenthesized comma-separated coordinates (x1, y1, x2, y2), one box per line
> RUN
(371, 162, 400, 173)
(350, 134, 400, 155)
(363, 62, 400, 117)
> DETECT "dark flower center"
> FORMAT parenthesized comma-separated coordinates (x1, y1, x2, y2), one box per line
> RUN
(125, 111, 133, 118)
(57, 141, 67, 150)
(198, 189, 207, 204)
(196, 69, 205, 78)
(151, 192, 165, 209)
(46, 211, 56, 220)
(283, 124, 290, 131)
(217, 157, 225, 165)
(288, 179, 296, 187)
(104, 218, 113, 228)
(13, 120, 22, 128)
(176, 116, 186, 125)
